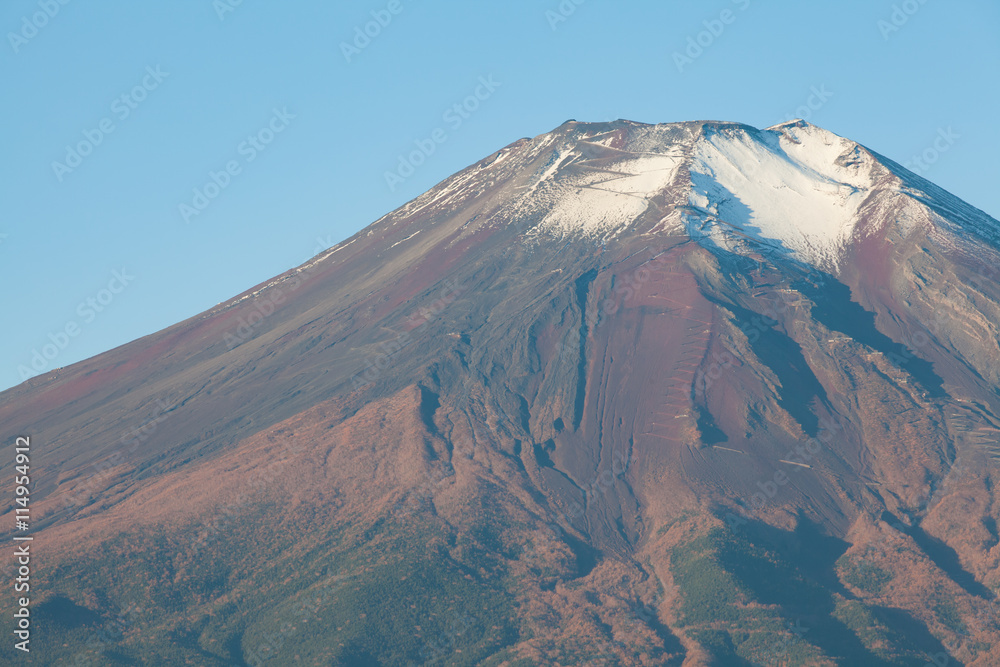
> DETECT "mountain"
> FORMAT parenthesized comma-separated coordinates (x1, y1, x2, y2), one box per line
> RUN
(3, 119, 1000, 665)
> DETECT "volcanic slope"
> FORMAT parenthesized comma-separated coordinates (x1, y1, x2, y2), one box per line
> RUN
(3, 119, 1000, 665)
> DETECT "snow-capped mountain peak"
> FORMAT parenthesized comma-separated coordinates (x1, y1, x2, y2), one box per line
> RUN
(372, 119, 998, 275)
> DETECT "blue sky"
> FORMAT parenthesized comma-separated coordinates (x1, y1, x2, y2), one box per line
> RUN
(1, 0, 998, 392)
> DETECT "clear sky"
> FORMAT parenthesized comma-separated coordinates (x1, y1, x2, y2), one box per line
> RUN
(2, 0, 998, 392)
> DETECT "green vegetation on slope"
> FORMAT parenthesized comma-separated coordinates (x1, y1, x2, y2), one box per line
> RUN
(669, 525, 956, 666)
(4, 500, 519, 666)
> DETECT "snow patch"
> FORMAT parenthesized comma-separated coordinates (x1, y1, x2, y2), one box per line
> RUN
(532, 154, 681, 237)
(687, 125, 873, 269)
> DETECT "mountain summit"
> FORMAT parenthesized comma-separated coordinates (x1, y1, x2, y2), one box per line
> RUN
(4, 120, 1000, 665)
(381, 118, 998, 270)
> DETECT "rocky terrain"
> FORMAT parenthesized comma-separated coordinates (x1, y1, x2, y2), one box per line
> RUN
(3, 119, 1000, 665)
